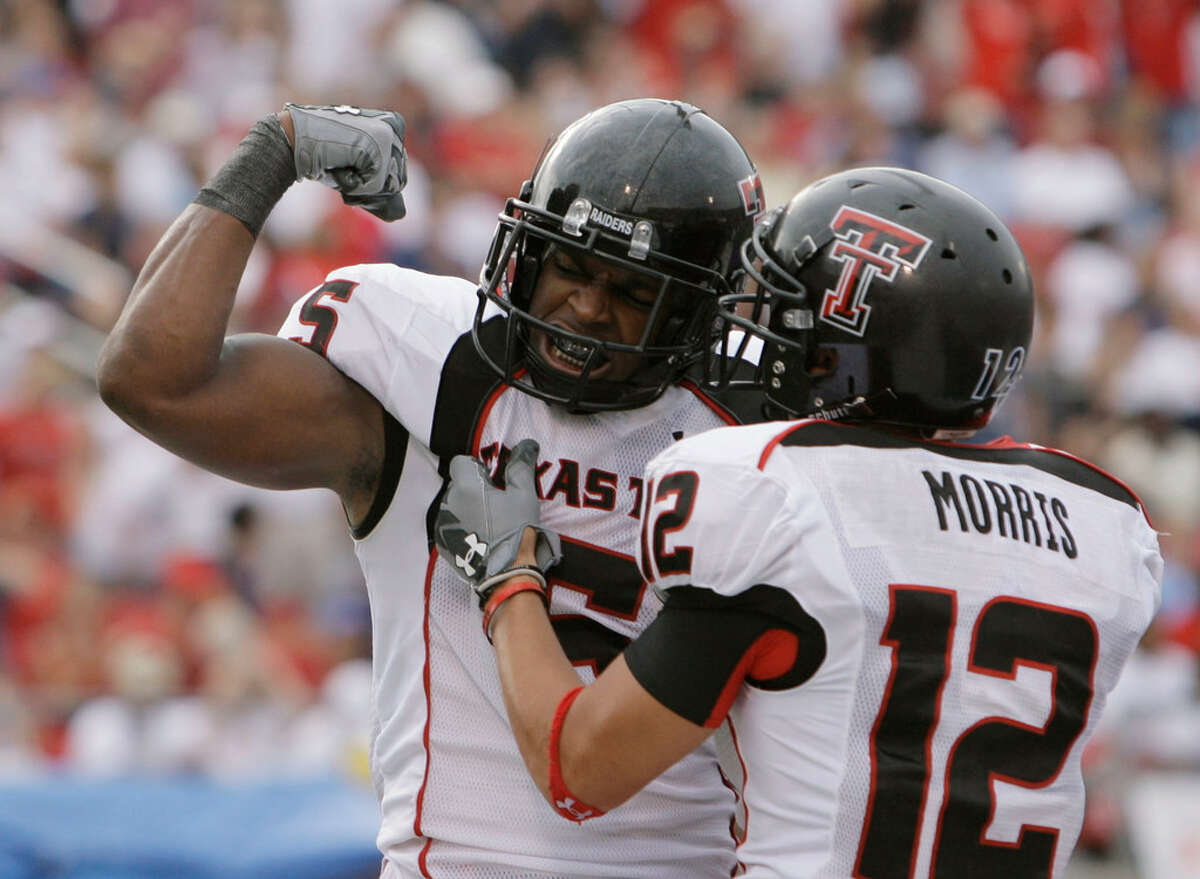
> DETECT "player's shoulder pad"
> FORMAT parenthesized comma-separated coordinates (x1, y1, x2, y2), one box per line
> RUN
(998, 440, 1147, 515)
(644, 422, 802, 599)
(649, 420, 793, 478)
(318, 263, 482, 328)
(757, 422, 1155, 528)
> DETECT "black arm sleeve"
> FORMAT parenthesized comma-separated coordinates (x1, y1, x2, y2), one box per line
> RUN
(623, 584, 826, 727)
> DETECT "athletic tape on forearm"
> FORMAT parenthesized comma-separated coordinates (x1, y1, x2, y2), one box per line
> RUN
(193, 115, 296, 237)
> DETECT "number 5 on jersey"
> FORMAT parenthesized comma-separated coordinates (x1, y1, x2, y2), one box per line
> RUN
(639, 471, 699, 582)
(290, 279, 358, 356)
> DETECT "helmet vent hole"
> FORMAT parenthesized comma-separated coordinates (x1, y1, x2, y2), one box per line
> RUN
(1002, 269, 1013, 284)
(898, 203, 915, 211)
(850, 181, 870, 189)
(941, 247, 957, 259)
(986, 228, 999, 241)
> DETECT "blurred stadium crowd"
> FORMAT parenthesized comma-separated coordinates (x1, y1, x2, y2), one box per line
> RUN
(1, 0, 1200, 867)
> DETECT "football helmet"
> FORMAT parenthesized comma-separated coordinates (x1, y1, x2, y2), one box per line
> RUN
(716, 167, 1033, 435)
(475, 98, 763, 411)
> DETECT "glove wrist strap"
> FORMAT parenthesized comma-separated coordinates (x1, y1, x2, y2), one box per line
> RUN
(480, 570, 547, 642)
(193, 114, 295, 237)
(476, 565, 547, 605)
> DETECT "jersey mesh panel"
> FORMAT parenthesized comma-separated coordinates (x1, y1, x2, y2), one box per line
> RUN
(782, 443, 1157, 879)
(812, 474, 896, 878)
(417, 388, 739, 877)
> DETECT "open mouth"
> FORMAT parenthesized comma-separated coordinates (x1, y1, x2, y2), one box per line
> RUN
(536, 329, 611, 377)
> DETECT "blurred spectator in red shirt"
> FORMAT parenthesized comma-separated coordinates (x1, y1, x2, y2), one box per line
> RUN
(1120, 0, 1199, 101)
(628, 0, 740, 96)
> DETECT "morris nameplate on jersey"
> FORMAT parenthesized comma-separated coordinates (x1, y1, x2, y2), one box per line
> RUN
(922, 468, 1077, 558)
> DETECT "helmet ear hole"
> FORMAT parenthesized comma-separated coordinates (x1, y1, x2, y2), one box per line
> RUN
(510, 229, 549, 308)
(811, 347, 838, 377)
(511, 253, 542, 308)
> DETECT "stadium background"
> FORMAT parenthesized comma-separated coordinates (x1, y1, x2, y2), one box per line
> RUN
(0, 0, 1198, 876)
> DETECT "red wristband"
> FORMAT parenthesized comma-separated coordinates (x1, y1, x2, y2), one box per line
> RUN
(547, 685, 605, 822)
(480, 576, 546, 642)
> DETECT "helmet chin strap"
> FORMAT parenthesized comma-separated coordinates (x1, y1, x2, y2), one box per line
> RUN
(767, 387, 899, 424)
(805, 389, 893, 422)
(805, 394, 875, 422)
(927, 426, 982, 440)
(813, 390, 983, 440)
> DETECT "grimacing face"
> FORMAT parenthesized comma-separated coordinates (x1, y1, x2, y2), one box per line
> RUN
(526, 246, 662, 383)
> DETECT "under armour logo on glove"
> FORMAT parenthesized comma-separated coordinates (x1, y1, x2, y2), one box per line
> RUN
(434, 439, 562, 607)
(455, 532, 488, 577)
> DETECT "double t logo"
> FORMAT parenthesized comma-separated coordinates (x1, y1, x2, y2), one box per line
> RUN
(820, 206, 932, 337)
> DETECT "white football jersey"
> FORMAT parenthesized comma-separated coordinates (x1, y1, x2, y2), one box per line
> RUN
(637, 419, 1162, 879)
(278, 264, 746, 878)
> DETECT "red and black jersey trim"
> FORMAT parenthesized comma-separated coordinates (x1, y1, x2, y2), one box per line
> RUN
(349, 317, 510, 543)
(761, 420, 1145, 514)
(624, 584, 826, 728)
(424, 316, 510, 544)
(351, 409, 408, 540)
(428, 315, 510, 460)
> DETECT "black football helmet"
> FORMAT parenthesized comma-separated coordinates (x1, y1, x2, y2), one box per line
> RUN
(715, 167, 1034, 436)
(474, 98, 763, 411)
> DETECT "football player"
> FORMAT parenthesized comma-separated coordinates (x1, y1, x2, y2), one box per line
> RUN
(98, 100, 765, 877)
(435, 168, 1163, 878)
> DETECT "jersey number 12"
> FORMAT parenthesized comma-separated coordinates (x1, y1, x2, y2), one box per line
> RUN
(855, 585, 1097, 879)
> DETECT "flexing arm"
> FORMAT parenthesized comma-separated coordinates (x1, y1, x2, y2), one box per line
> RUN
(97, 108, 405, 520)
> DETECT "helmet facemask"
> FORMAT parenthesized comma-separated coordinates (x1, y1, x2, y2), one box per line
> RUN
(712, 215, 832, 420)
(470, 98, 762, 413)
(475, 194, 733, 412)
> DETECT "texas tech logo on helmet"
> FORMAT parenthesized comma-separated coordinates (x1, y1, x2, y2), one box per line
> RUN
(738, 173, 765, 219)
(821, 206, 932, 337)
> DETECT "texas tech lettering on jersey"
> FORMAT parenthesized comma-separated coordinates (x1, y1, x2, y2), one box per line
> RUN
(479, 441, 645, 519)
(821, 206, 932, 336)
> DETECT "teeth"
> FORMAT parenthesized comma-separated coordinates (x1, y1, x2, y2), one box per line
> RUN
(546, 333, 609, 372)
(555, 338, 590, 358)
(551, 342, 587, 368)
